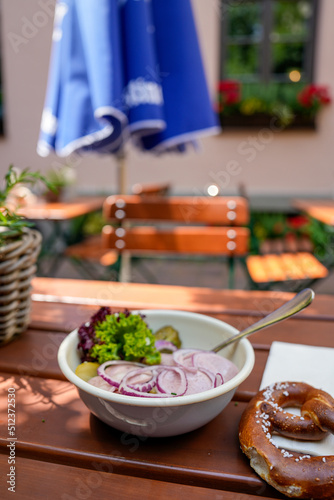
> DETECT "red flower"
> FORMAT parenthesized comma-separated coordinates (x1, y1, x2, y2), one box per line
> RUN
(218, 80, 240, 92)
(288, 215, 309, 229)
(297, 84, 331, 108)
(217, 80, 241, 108)
(316, 86, 332, 104)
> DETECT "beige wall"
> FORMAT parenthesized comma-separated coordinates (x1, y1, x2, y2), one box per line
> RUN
(1, 0, 334, 203)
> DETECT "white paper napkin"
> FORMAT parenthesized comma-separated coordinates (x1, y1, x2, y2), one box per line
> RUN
(260, 341, 334, 456)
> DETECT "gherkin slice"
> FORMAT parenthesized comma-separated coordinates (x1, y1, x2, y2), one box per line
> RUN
(154, 325, 182, 349)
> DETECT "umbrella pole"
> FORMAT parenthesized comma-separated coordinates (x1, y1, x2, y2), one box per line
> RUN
(115, 150, 131, 281)
(116, 151, 127, 194)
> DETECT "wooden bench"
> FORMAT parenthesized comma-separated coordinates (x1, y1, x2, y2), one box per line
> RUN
(245, 236, 328, 290)
(65, 196, 328, 291)
(101, 195, 250, 287)
(65, 235, 118, 266)
(131, 182, 171, 197)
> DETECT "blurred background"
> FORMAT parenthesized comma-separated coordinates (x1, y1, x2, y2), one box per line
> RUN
(0, 0, 333, 292)
(0, 0, 333, 202)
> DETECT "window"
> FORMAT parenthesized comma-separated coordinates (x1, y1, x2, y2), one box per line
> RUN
(220, 0, 318, 84)
(217, 1, 328, 129)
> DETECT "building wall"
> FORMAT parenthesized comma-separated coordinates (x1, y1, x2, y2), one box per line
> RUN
(0, 0, 333, 204)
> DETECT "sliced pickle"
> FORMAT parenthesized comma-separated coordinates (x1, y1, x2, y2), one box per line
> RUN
(154, 325, 182, 349)
(75, 362, 100, 382)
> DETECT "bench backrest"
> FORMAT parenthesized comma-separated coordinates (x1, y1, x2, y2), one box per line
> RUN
(102, 195, 250, 256)
(131, 182, 171, 197)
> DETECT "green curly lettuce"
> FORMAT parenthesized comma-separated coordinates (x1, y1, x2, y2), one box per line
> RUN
(89, 311, 161, 365)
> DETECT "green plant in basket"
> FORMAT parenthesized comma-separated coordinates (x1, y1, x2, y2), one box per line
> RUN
(0, 165, 55, 243)
(0, 165, 57, 345)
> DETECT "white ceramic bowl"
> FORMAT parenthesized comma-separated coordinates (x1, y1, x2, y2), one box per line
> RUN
(58, 309, 254, 437)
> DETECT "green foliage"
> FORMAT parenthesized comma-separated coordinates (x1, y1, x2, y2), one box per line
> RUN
(250, 210, 333, 262)
(45, 165, 76, 189)
(0, 165, 52, 206)
(250, 212, 287, 253)
(90, 312, 161, 365)
(243, 83, 306, 124)
(81, 211, 106, 236)
(227, 1, 260, 37)
(304, 218, 334, 260)
(225, 0, 313, 79)
(0, 165, 55, 243)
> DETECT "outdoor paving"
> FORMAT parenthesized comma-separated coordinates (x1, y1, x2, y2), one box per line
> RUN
(48, 255, 334, 295)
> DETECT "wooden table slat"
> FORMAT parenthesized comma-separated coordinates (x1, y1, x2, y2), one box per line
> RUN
(29, 300, 334, 349)
(0, 454, 281, 500)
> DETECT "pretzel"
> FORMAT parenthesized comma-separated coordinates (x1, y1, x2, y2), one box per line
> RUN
(239, 382, 334, 499)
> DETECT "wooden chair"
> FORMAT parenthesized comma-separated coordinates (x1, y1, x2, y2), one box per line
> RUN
(65, 184, 171, 279)
(101, 195, 250, 287)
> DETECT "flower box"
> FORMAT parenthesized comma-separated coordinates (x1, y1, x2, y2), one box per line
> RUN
(217, 81, 330, 132)
(220, 113, 316, 131)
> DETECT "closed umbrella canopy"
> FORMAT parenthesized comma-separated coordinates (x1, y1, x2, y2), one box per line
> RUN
(38, 0, 220, 160)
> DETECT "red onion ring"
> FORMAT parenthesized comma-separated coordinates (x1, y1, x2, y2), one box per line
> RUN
(119, 376, 172, 398)
(214, 372, 224, 388)
(156, 366, 188, 396)
(155, 340, 178, 352)
(172, 349, 198, 373)
(185, 367, 216, 395)
(192, 351, 239, 383)
(90, 349, 238, 398)
(121, 367, 157, 393)
(97, 360, 144, 388)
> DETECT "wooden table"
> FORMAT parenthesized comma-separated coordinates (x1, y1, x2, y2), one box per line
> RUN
(292, 199, 334, 226)
(17, 196, 105, 221)
(18, 196, 105, 276)
(1, 278, 333, 499)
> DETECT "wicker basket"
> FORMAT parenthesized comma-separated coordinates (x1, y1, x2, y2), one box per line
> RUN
(0, 228, 42, 345)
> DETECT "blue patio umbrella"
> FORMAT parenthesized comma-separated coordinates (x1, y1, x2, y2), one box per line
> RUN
(37, 0, 220, 191)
